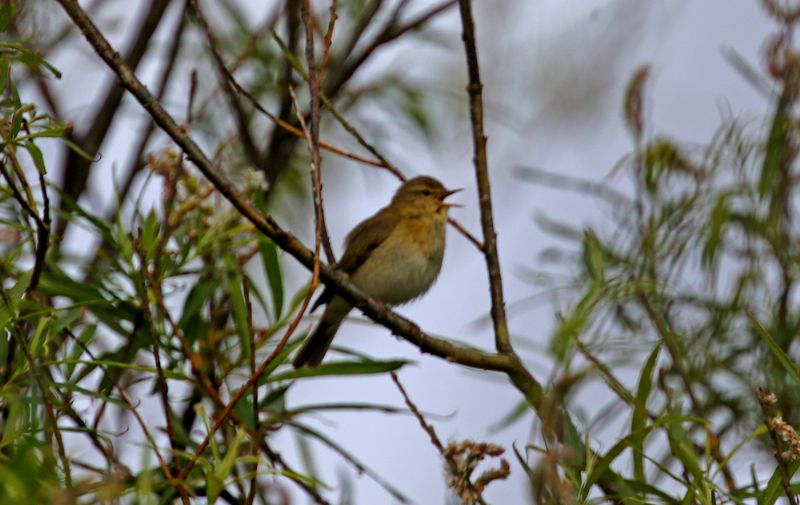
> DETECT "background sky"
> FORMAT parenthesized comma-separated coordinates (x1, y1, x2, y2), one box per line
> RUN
(40, 0, 776, 503)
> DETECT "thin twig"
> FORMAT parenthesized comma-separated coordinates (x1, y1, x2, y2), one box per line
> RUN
(244, 280, 259, 505)
(457, 0, 512, 354)
(391, 372, 492, 505)
(0, 157, 49, 292)
(299, 0, 336, 263)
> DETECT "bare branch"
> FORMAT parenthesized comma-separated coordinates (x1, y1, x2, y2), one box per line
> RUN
(457, 0, 512, 354)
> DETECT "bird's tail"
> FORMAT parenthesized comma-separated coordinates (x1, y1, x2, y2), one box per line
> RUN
(292, 320, 341, 368)
(292, 298, 351, 368)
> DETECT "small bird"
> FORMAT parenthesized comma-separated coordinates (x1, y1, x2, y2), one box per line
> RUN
(292, 176, 460, 367)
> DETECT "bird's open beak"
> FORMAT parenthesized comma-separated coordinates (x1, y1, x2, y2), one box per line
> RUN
(439, 188, 462, 208)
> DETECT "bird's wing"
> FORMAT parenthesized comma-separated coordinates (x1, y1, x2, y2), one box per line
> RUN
(310, 207, 399, 312)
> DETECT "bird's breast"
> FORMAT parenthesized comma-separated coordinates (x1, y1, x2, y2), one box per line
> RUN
(350, 216, 446, 305)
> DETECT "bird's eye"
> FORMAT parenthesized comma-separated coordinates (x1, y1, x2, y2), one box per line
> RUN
(421, 189, 432, 196)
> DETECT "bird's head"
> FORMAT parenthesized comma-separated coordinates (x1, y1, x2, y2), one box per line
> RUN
(391, 176, 461, 217)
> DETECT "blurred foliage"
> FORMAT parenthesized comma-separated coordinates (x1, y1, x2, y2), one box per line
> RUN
(508, 4, 800, 504)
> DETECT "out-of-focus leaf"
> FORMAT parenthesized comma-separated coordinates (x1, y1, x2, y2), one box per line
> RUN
(38, 265, 138, 335)
(702, 194, 730, 268)
(208, 428, 246, 502)
(0, 4, 14, 33)
(23, 141, 46, 174)
(751, 314, 800, 385)
(139, 209, 160, 262)
(178, 277, 221, 329)
(582, 414, 701, 500)
(488, 400, 530, 434)
(666, 416, 704, 483)
(760, 80, 793, 199)
(65, 323, 96, 380)
(632, 342, 661, 481)
(551, 284, 601, 361)
(267, 360, 407, 382)
(225, 256, 252, 360)
(0, 273, 31, 329)
(582, 229, 605, 282)
(760, 459, 800, 505)
(259, 237, 284, 321)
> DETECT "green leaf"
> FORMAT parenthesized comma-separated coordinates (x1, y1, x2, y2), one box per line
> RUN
(178, 277, 221, 329)
(751, 314, 800, 385)
(59, 136, 93, 161)
(582, 414, 701, 500)
(267, 360, 407, 382)
(54, 360, 189, 380)
(256, 338, 305, 384)
(760, 459, 800, 505)
(632, 342, 661, 481)
(0, 4, 14, 33)
(666, 417, 704, 482)
(65, 323, 96, 380)
(0, 273, 31, 329)
(208, 428, 246, 502)
(291, 421, 409, 503)
(28, 316, 50, 358)
(582, 229, 605, 282)
(760, 81, 793, 199)
(551, 283, 602, 361)
(139, 209, 160, 262)
(259, 237, 284, 321)
(38, 266, 138, 335)
(225, 257, 252, 360)
(23, 141, 46, 174)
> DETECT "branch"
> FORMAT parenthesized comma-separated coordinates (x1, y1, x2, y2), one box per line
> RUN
(300, 0, 336, 264)
(456, 0, 512, 354)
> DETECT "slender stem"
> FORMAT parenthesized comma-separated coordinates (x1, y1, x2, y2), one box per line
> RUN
(457, 0, 512, 354)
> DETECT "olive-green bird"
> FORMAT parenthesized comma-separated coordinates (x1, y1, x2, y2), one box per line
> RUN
(292, 176, 460, 368)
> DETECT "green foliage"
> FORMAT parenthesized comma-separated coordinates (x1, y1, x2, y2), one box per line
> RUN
(518, 21, 800, 504)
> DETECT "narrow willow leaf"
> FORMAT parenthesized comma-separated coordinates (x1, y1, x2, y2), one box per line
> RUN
(267, 360, 407, 382)
(225, 258, 252, 360)
(632, 342, 662, 481)
(751, 315, 800, 385)
(259, 237, 284, 321)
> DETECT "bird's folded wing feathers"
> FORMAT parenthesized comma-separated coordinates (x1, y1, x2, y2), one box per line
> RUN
(310, 207, 400, 312)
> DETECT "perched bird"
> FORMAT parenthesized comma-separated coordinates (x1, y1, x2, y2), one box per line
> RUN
(292, 176, 460, 367)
